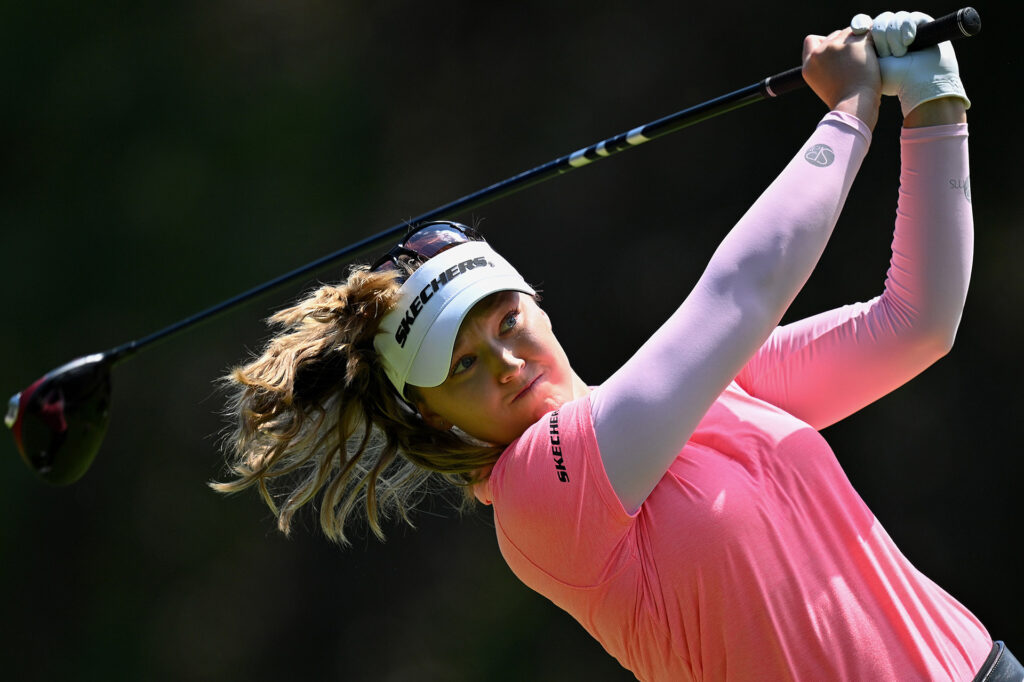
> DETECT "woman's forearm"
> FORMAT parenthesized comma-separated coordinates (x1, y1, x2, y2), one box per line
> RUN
(735, 121, 972, 429)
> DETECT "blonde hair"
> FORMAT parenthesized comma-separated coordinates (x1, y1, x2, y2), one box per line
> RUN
(211, 263, 504, 545)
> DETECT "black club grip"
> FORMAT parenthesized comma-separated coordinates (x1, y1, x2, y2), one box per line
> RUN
(763, 7, 981, 98)
(914, 6, 981, 49)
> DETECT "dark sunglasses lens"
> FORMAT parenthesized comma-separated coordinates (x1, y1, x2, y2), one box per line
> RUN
(371, 259, 400, 274)
(403, 223, 477, 258)
(371, 222, 481, 273)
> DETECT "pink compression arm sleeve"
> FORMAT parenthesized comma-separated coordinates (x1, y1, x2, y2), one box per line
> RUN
(591, 111, 873, 513)
(736, 123, 972, 428)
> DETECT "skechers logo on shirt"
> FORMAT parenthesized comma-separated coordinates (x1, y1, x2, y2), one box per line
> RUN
(394, 256, 494, 347)
(804, 143, 835, 167)
(549, 411, 570, 483)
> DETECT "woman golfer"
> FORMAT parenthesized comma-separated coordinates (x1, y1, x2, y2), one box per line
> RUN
(216, 11, 1021, 681)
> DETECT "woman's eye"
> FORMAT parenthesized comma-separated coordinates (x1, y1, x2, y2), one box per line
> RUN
(452, 355, 475, 375)
(500, 311, 520, 333)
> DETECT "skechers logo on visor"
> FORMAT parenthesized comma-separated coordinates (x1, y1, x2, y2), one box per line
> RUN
(394, 256, 495, 347)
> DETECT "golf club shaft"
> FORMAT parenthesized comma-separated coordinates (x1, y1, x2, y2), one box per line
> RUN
(108, 7, 980, 365)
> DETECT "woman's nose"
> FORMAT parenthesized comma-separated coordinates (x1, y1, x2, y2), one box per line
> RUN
(493, 345, 525, 382)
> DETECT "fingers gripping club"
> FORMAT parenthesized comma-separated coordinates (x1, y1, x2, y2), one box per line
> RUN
(851, 9, 973, 116)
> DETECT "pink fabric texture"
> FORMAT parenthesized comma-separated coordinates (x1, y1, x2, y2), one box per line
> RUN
(736, 123, 974, 429)
(475, 120, 990, 680)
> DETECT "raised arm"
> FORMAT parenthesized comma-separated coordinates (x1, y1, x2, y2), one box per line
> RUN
(591, 28, 881, 513)
(736, 104, 968, 428)
(736, 12, 972, 428)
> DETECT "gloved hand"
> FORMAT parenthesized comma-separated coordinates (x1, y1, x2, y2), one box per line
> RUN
(851, 10, 970, 117)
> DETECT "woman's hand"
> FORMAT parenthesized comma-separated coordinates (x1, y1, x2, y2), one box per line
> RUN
(802, 27, 882, 130)
(852, 10, 968, 128)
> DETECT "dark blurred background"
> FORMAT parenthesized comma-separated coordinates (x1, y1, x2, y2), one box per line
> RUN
(1, 2, 1017, 680)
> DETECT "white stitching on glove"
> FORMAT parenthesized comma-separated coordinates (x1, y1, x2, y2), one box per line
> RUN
(851, 10, 970, 117)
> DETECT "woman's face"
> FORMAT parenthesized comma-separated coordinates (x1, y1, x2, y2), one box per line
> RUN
(412, 291, 586, 445)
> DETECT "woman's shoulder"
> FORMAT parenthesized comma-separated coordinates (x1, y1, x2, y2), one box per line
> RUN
(483, 392, 632, 524)
(495, 393, 595, 477)
(479, 392, 639, 587)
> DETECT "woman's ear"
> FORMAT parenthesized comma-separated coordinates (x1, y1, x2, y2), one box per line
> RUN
(413, 398, 451, 431)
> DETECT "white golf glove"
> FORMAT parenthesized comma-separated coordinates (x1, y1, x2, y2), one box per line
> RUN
(851, 10, 970, 116)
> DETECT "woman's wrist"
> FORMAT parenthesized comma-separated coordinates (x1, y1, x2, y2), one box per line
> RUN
(832, 88, 880, 132)
(903, 97, 968, 128)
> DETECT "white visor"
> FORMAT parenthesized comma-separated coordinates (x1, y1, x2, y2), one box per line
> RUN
(373, 241, 535, 393)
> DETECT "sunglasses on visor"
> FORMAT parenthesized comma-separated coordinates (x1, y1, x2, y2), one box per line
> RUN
(370, 221, 485, 276)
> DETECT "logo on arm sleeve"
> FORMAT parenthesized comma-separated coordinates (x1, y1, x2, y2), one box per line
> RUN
(549, 411, 570, 483)
(804, 143, 835, 167)
(950, 176, 971, 203)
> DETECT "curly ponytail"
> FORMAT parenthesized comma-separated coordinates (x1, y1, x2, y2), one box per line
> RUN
(212, 264, 504, 545)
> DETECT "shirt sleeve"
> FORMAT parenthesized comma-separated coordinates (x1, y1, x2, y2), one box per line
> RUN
(736, 123, 972, 429)
(485, 395, 638, 588)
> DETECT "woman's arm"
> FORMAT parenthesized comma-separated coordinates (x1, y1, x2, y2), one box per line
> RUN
(591, 28, 881, 513)
(736, 99, 970, 429)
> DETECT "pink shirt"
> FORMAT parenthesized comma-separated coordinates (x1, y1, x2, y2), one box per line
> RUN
(476, 387, 989, 681)
(474, 118, 990, 680)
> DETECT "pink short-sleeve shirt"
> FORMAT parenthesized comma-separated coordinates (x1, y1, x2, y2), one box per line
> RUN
(475, 384, 990, 681)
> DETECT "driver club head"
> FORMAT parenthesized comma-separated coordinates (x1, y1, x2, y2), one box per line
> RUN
(6, 353, 114, 485)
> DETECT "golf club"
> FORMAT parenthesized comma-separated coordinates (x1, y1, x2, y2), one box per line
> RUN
(6, 8, 981, 485)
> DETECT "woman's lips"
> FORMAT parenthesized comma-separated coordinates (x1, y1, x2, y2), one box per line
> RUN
(511, 374, 541, 403)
